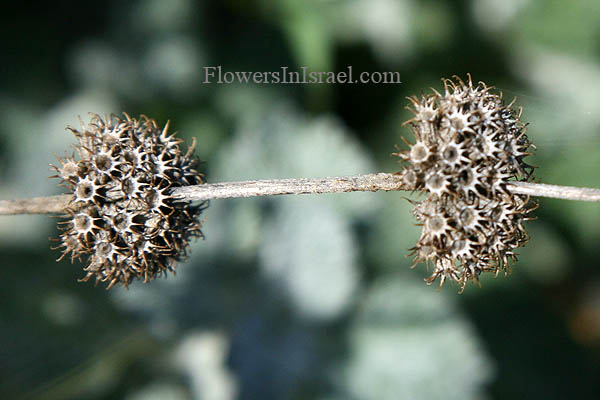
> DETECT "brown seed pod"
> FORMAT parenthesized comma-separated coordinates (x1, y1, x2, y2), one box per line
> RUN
(397, 75, 537, 291)
(52, 113, 207, 289)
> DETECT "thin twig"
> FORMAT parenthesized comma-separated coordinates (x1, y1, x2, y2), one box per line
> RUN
(507, 181, 600, 202)
(1, 173, 599, 215)
(0, 194, 74, 215)
(171, 173, 407, 200)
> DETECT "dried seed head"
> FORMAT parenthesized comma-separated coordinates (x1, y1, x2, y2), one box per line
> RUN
(397, 75, 537, 291)
(53, 113, 206, 289)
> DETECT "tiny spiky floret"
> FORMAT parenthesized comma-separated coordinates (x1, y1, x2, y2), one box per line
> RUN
(396, 75, 537, 291)
(52, 114, 206, 289)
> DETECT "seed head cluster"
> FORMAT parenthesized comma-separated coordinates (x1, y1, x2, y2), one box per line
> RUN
(53, 114, 205, 289)
(396, 76, 536, 290)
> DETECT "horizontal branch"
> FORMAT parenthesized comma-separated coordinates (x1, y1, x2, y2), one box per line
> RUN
(508, 182, 600, 202)
(170, 173, 407, 200)
(0, 194, 74, 215)
(1, 173, 599, 215)
(507, 181, 600, 202)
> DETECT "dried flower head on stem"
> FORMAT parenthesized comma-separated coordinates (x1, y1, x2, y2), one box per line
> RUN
(52, 114, 207, 289)
(396, 75, 537, 290)
(1, 76, 599, 292)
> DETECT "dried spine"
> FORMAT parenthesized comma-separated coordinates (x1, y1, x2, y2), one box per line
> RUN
(52, 114, 206, 289)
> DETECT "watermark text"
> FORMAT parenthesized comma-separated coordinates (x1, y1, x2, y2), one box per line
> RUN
(203, 66, 401, 84)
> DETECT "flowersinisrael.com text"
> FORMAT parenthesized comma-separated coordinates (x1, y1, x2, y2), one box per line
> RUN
(203, 66, 401, 84)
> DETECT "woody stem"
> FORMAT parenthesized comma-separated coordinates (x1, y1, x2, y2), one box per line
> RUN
(1, 173, 599, 215)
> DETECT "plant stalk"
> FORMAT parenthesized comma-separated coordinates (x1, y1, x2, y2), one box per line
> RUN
(1, 173, 599, 215)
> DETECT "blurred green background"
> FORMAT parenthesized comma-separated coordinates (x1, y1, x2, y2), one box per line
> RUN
(1, 1, 600, 399)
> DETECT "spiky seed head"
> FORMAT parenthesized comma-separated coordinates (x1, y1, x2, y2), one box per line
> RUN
(52, 113, 207, 289)
(397, 75, 537, 291)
